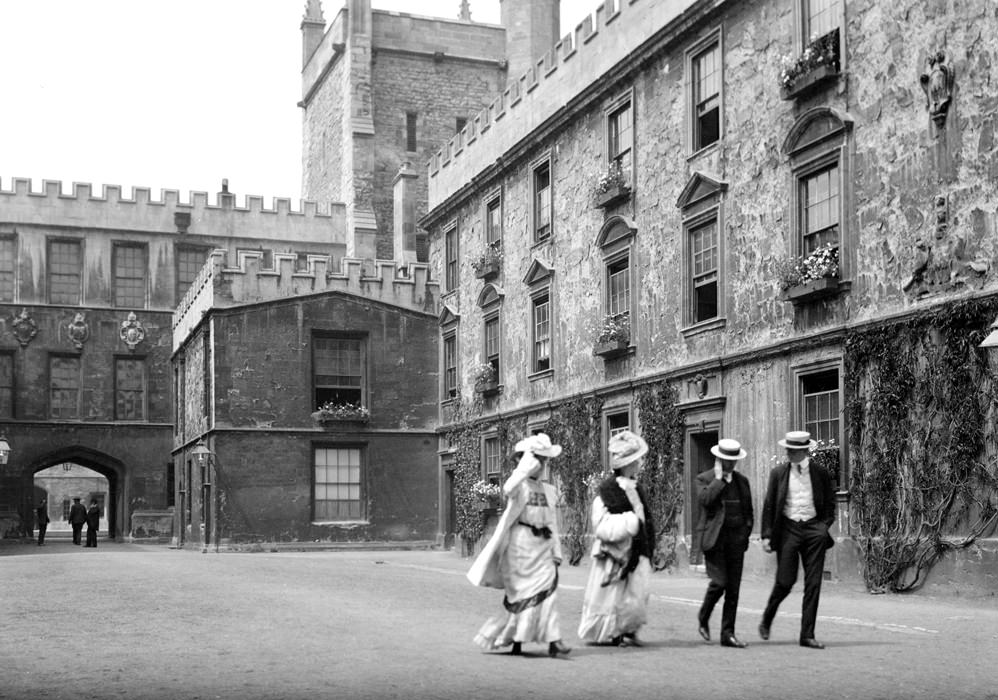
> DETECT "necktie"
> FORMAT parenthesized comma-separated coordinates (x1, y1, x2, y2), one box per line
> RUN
(794, 463, 802, 475)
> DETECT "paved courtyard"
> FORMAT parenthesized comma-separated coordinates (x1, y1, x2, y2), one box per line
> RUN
(2, 538, 996, 700)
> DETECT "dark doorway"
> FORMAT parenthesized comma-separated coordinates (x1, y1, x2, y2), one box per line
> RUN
(444, 468, 456, 549)
(687, 430, 718, 565)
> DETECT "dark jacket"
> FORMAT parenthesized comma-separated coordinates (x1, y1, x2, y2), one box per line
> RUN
(36, 504, 50, 525)
(68, 502, 87, 525)
(695, 469, 753, 554)
(597, 476, 655, 576)
(85, 505, 100, 530)
(760, 460, 836, 552)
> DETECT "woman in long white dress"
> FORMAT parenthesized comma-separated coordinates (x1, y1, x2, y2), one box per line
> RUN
(578, 430, 655, 646)
(467, 433, 572, 658)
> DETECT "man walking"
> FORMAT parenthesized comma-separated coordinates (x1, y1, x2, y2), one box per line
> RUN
(68, 497, 87, 545)
(35, 499, 50, 546)
(84, 499, 101, 548)
(759, 431, 836, 649)
(695, 439, 753, 648)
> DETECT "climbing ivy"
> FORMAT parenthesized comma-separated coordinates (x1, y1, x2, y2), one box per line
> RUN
(635, 380, 687, 571)
(845, 296, 998, 592)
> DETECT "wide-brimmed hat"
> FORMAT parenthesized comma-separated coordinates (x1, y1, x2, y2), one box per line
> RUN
(710, 438, 747, 461)
(513, 432, 563, 458)
(608, 430, 649, 470)
(778, 430, 817, 450)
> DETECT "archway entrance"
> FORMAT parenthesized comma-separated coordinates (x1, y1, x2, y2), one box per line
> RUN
(33, 463, 110, 537)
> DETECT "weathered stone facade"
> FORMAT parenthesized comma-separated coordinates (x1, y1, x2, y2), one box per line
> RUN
(423, 0, 998, 593)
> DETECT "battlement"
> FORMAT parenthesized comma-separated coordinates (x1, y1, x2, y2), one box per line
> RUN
(173, 250, 439, 350)
(427, 0, 705, 209)
(371, 10, 505, 63)
(0, 177, 346, 243)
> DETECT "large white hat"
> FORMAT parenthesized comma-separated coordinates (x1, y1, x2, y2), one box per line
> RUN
(513, 432, 563, 458)
(608, 430, 649, 470)
(710, 438, 747, 460)
(778, 430, 817, 450)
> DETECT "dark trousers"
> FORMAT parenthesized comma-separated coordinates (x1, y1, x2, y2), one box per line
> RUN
(699, 529, 745, 638)
(71, 523, 84, 545)
(763, 517, 827, 640)
(37, 523, 47, 545)
(85, 527, 98, 548)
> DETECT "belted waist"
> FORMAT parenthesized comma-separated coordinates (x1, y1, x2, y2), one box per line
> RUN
(782, 515, 822, 525)
(517, 521, 552, 539)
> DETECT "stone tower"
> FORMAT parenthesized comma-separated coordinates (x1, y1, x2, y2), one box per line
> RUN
(500, 0, 560, 83)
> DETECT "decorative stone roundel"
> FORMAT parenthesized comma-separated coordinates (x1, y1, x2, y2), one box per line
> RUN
(119, 312, 146, 351)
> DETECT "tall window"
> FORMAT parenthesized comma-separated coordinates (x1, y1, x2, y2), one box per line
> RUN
(485, 194, 502, 247)
(177, 246, 210, 301)
(532, 293, 551, 373)
(691, 42, 720, 151)
(445, 225, 458, 292)
(484, 314, 501, 381)
(405, 112, 418, 152)
(113, 243, 147, 308)
(115, 357, 146, 420)
(0, 236, 15, 301)
(607, 254, 630, 318)
(0, 353, 12, 418)
(49, 355, 80, 419)
(802, 370, 839, 444)
(607, 411, 630, 437)
(533, 160, 552, 243)
(313, 336, 364, 408)
(314, 446, 364, 521)
(607, 100, 633, 184)
(483, 436, 501, 485)
(803, 0, 841, 39)
(442, 333, 457, 399)
(801, 165, 840, 255)
(690, 219, 719, 323)
(48, 239, 82, 305)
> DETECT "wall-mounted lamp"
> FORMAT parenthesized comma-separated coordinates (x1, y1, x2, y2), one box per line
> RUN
(191, 439, 213, 486)
(0, 435, 9, 465)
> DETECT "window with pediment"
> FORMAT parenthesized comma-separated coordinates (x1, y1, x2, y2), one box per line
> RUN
(523, 259, 555, 377)
(677, 173, 728, 334)
(439, 305, 460, 402)
(478, 284, 504, 390)
(595, 216, 637, 357)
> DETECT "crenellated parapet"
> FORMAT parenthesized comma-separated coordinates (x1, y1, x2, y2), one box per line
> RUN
(427, 0, 705, 210)
(0, 177, 345, 243)
(173, 249, 439, 350)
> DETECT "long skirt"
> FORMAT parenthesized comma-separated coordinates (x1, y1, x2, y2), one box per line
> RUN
(474, 525, 562, 649)
(577, 554, 651, 643)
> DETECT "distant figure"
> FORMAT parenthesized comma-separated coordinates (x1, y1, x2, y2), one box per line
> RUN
(84, 500, 101, 548)
(35, 499, 50, 546)
(68, 497, 87, 545)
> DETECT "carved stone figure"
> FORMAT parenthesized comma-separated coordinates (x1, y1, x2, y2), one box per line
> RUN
(67, 312, 90, 350)
(690, 373, 709, 399)
(119, 312, 146, 351)
(11, 308, 38, 347)
(919, 52, 955, 129)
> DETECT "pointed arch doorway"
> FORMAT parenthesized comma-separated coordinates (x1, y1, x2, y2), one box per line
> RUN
(24, 448, 123, 540)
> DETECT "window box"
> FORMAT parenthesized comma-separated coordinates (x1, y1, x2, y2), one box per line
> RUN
(593, 337, 630, 359)
(310, 404, 370, 426)
(595, 184, 632, 210)
(474, 258, 500, 280)
(780, 276, 840, 303)
(475, 378, 501, 396)
(780, 63, 839, 100)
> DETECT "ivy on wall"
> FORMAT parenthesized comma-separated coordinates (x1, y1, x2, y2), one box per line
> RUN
(845, 296, 998, 592)
(635, 380, 687, 571)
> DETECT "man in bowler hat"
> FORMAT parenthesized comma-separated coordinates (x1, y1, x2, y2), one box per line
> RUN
(695, 438, 753, 648)
(68, 497, 87, 545)
(35, 499, 50, 546)
(759, 431, 836, 649)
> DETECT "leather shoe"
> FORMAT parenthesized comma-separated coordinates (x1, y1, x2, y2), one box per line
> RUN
(799, 638, 825, 649)
(720, 635, 748, 648)
(698, 623, 710, 642)
(620, 633, 643, 647)
(758, 622, 770, 641)
(548, 640, 571, 657)
(510, 642, 522, 656)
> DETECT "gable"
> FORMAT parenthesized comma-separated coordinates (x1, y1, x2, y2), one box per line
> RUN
(438, 304, 460, 326)
(783, 107, 853, 156)
(522, 258, 554, 286)
(676, 171, 728, 210)
(595, 215, 637, 249)
(477, 283, 505, 308)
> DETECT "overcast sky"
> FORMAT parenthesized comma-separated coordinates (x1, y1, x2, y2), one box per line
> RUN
(0, 1, 590, 204)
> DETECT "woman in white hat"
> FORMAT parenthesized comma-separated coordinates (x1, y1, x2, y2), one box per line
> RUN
(467, 433, 572, 658)
(578, 430, 655, 646)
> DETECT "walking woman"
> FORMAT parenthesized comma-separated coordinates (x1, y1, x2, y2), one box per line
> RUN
(578, 430, 655, 646)
(467, 433, 572, 658)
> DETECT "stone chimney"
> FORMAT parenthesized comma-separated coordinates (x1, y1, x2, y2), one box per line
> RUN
(499, 0, 559, 83)
(301, 0, 325, 68)
(393, 162, 419, 266)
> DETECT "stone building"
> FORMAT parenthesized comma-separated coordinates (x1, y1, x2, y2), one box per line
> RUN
(0, 179, 345, 540)
(171, 252, 439, 546)
(422, 0, 998, 593)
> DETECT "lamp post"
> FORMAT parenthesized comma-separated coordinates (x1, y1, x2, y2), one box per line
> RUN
(191, 438, 216, 554)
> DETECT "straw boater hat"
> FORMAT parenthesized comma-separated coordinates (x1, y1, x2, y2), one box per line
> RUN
(608, 430, 649, 470)
(777, 430, 817, 450)
(710, 438, 747, 461)
(506, 433, 563, 491)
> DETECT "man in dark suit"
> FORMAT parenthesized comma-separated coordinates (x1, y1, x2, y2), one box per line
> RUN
(695, 438, 753, 648)
(35, 499, 50, 546)
(68, 497, 87, 545)
(84, 499, 101, 548)
(759, 431, 836, 649)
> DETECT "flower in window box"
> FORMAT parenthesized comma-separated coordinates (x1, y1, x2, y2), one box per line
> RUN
(776, 245, 840, 302)
(471, 242, 503, 279)
(472, 362, 499, 394)
(593, 163, 630, 208)
(471, 479, 502, 512)
(310, 401, 370, 423)
(778, 28, 840, 99)
(591, 313, 631, 358)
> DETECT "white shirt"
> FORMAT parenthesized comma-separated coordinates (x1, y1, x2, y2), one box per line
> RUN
(783, 456, 817, 522)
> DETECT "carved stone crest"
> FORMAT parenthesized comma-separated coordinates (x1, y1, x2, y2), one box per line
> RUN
(690, 373, 709, 399)
(119, 312, 146, 351)
(11, 308, 38, 347)
(919, 52, 955, 130)
(66, 312, 90, 350)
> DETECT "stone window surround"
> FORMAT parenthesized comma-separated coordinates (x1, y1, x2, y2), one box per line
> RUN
(0, 231, 17, 303)
(597, 215, 638, 349)
(0, 350, 14, 419)
(47, 236, 84, 306)
(478, 283, 504, 387)
(311, 442, 369, 526)
(523, 259, 555, 381)
(112, 240, 148, 309)
(113, 354, 148, 422)
(529, 151, 554, 246)
(603, 88, 635, 187)
(678, 180, 728, 338)
(443, 219, 459, 294)
(483, 186, 503, 247)
(480, 431, 501, 484)
(440, 325, 458, 405)
(794, 0, 846, 69)
(311, 332, 368, 412)
(791, 355, 847, 493)
(684, 26, 724, 158)
(49, 353, 82, 420)
(602, 404, 632, 470)
(175, 244, 212, 305)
